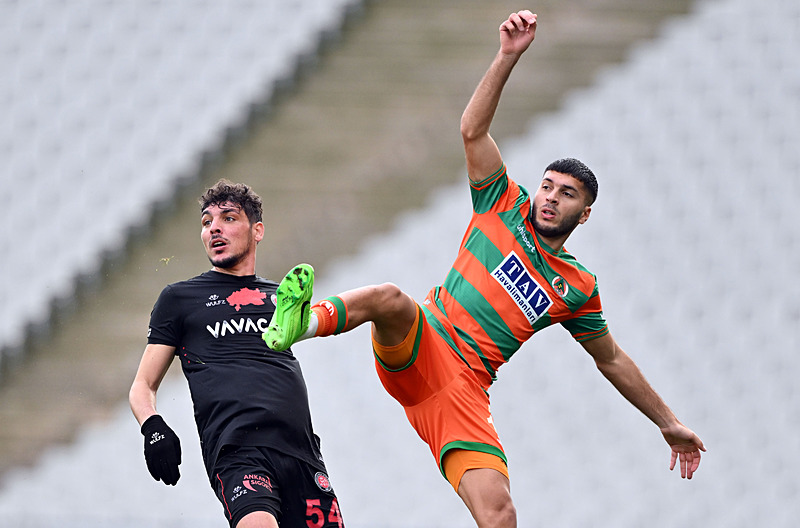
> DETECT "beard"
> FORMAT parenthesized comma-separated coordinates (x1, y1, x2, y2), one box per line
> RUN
(209, 253, 245, 269)
(530, 204, 584, 239)
(207, 239, 253, 270)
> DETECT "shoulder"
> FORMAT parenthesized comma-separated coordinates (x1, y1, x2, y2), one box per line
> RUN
(554, 248, 600, 295)
(557, 249, 593, 275)
(253, 275, 279, 291)
(154, 272, 224, 306)
(470, 164, 530, 214)
(159, 272, 209, 293)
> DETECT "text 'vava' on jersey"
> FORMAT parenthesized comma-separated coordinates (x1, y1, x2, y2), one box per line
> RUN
(492, 251, 552, 325)
(206, 316, 270, 338)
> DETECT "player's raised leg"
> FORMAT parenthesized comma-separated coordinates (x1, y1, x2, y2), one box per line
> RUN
(264, 262, 418, 353)
(457, 468, 516, 528)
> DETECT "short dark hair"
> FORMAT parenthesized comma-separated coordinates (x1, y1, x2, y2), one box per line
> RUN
(544, 158, 598, 205)
(199, 179, 263, 224)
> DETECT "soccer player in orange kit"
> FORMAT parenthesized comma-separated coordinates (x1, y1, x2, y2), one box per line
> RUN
(264, 11, 705, 528)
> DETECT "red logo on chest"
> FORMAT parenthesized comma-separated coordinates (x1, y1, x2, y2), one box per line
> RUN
(226, 288, 267, 312)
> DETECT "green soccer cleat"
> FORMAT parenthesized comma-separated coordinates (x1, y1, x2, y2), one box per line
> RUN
(263, 263, 315, 351)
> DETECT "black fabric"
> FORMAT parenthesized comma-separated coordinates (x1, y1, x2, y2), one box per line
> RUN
(213, 446, 343, 528)
(141, 414, 182, 486)
(147, 270, 324, 479)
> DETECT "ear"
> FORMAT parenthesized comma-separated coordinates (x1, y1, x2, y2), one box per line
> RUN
(578, 206, 592, 225)
(253, 221, 265, 243)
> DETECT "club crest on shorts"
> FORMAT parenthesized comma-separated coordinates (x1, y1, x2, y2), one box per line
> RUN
(314, 471, 332, 492)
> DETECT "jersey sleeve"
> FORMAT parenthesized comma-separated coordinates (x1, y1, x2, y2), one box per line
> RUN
(147, 284, 182, 346)
(560, 285, 609, 342)
(469, 164, 529, 215)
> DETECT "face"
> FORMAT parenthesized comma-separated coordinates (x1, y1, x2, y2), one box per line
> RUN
(531, 171, 591, 247)
(200, 202, 264, 273)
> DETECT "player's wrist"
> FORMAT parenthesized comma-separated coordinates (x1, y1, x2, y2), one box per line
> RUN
(141, 414, 167, 434)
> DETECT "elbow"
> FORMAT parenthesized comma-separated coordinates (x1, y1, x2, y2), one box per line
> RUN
(593, 350, 623, 379)
(460, 113, 485, 143)
(594, 357, 612, 378)
(128, 380, 141, 412)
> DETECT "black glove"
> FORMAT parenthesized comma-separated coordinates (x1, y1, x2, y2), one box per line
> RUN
(141, 414, 182, 486)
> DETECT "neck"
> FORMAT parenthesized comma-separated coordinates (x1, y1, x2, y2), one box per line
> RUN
(211, 255, 257, 277)
(212, 266, 254, 276)
(535, 230, 570, 254)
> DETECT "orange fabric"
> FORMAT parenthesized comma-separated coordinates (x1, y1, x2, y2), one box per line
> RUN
(430, 165, 607, 387)
(311, 304, 333, 336)
(373, 303, 420, 370)
(372, 307, 505, 479)
(443, 449, 509, 492)
(311, 296, 347, 336)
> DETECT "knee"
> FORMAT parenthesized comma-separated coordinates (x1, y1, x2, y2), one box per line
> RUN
(373, 283, 410, 312)
(476, 497, 516, 528)
(496, 499, 517, 527)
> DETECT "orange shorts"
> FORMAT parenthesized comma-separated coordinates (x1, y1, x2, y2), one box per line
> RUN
(373, 304, 507, 489)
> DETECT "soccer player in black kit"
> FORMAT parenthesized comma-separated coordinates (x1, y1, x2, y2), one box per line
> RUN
(129, 180, 344, 528)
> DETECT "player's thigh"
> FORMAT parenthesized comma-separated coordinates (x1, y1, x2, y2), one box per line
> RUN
(443, 448, 509, 493)
(212, 446, 281, 527)
(212, 446, 282, 527)
(276, 453, 344, 528)
(457, 467, 516, 527)
(236, 511, 279, 528)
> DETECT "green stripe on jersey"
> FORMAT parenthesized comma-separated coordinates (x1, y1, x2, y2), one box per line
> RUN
(442, 267, 521, 362)
(463, 228, 504, 270)
(430, 293, 497, 381)
(470, 166, 509, 214)
(421, 303, 468, 364)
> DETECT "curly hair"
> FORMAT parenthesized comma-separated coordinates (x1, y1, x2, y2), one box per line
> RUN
(199, 179, 263, 224)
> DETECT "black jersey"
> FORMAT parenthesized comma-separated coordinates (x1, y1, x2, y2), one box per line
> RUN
(147, 270, 324, 478)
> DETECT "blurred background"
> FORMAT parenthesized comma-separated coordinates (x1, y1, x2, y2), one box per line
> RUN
(1, 0, 798, 526)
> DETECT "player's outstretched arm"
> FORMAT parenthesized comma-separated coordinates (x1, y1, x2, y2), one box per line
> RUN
(461, 10, 537, 182)
(130, 344, 183, 485)
(581, 333, 706, 478)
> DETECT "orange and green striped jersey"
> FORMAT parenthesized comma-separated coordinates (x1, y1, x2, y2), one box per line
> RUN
(422, 164, 608, 389)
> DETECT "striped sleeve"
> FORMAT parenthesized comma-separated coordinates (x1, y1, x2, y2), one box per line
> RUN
(470, 164, 521, 214)
(560, 285, 609, 342)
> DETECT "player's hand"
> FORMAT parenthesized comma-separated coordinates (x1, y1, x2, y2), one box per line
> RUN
(499, 10, 537, 56)
(661, 423, 706, 479)
(141, 414, 182, 485)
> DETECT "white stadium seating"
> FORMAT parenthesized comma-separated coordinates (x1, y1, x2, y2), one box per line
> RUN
(1, 0, 798, 526)
(0, 0, 360, 359)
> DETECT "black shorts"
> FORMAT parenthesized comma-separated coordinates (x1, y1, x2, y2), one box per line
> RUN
(212, 446, 344, 528)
